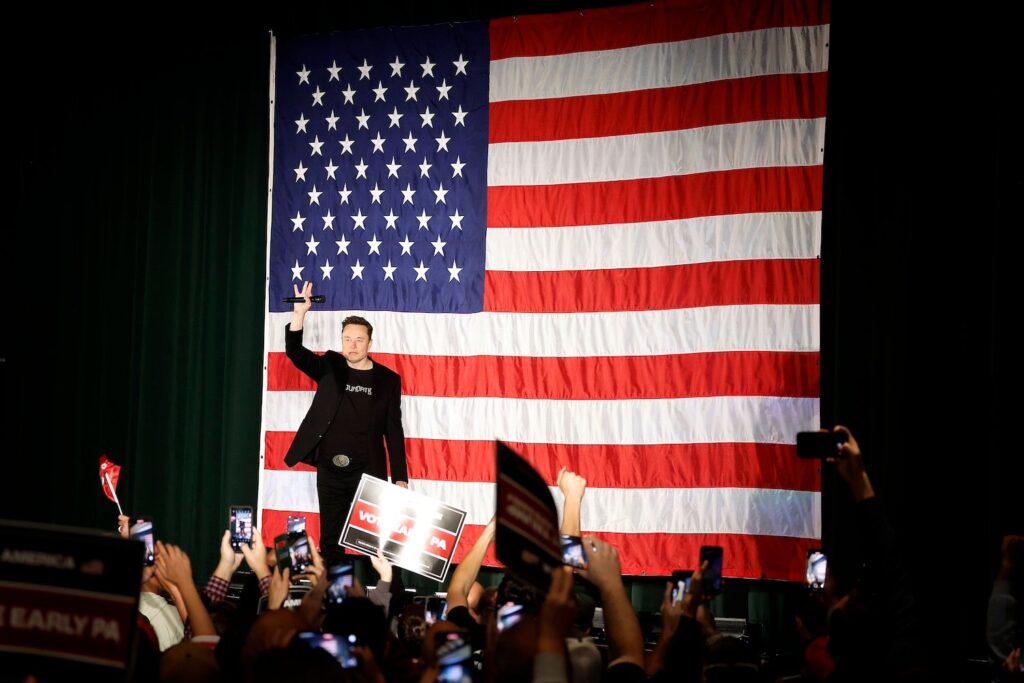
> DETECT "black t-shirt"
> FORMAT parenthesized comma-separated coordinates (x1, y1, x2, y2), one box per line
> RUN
(318, 368, 374, 478)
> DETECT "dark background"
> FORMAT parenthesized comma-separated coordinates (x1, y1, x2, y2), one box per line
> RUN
(2, 1, 1019, 670)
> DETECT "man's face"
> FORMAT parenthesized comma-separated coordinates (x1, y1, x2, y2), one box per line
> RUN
(341, 324, 372, 366)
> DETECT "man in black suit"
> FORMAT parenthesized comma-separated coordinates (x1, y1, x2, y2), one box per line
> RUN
(284, 281, 408, 565)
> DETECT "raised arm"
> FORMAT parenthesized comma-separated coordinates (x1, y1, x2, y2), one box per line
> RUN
(446, 518, 496, 611)
(557, 467, 586, 537)
(285, 281, 328, 380)
(580, 536, 644, 668)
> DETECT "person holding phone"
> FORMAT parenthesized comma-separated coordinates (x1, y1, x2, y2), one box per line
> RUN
(284, 281, 409, 565)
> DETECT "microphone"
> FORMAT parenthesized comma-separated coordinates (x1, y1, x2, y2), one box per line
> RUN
(282, 295, 326, 304)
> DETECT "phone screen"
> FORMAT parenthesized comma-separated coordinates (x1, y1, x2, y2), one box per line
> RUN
(297, 631, 358, 668)
(496, 602, 524, 632)
(670, 571, 691, 604)
(129, 519, 155, 566)
(436, 631, 473, 681)
(287, 515, 306, 535)
(273, 533, 292, 572)
(326, 562, 354, 605)
(806, 550, 827, 590)
(230, 506, 253, 551)
(560, 534, 589, 569)
(289, 531, 312, 573)
(699, 545, 723, 596)
(425, 596, 447, 624)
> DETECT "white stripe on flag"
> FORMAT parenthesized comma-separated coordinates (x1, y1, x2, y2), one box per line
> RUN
(263, 393, 820, 444)
(487, 119, 826, 187)
(262, 471, 821, 538)
(489, 25, 830, 102)
(264, 305, 820, 356)
(484, 212, 822, 271)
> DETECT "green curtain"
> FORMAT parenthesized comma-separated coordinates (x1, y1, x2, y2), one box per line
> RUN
(6, 31, 271, 580)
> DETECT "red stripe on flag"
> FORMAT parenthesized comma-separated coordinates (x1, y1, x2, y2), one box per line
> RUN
(487, 166, 823, 228)
(264, 437, 821, 492)
(483, 259, 819, 313)
(490, 0, 829, 60)
(490, 73, 830, 143)
(264, 430, 316, 472)
(268, 351, 820, 399)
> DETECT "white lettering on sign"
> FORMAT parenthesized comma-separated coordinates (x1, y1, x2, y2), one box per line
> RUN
(358, 510, 412, 537)
(0, 548, 76, 570)
(4, 606, 121, 642)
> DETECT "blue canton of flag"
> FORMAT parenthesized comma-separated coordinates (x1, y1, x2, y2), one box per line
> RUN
(269, 23, 488, 313)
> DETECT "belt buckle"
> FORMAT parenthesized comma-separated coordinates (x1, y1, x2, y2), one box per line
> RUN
(331, 454, 351, 468)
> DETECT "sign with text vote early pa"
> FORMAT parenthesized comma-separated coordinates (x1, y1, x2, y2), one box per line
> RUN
(339, 475, 467, 582)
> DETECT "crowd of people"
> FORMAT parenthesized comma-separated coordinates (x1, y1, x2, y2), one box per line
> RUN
(14, 427, 1021, 682)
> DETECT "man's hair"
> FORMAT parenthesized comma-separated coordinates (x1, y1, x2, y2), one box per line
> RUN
(341, 315, 373, 339)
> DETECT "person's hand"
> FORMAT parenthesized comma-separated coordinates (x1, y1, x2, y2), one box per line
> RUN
(299, 540, 325, 586)
(557, 467, 587, 500)
(370, 549, 393, 583)
(830, 425, 874, 501)
(395, 481, 409, 489)
(352, 645, 387, 683)
(239, 527, 270, 579)
(215, 530, 244, 579)
(298, 571, 330, 626)
(117, 515, 130, 539)
(154, 541, 194, 590)
(538, 565, 577, 652)
(659, 581, 685, 637)
(267, 566, 291, 610)
(579, 536, 623, 592)
(682, 560, 707, 619)
(347, 576, 368, 599)
(293, 281, 313, 315)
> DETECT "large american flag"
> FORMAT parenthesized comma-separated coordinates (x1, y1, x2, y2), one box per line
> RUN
(260, 0, 829, 580)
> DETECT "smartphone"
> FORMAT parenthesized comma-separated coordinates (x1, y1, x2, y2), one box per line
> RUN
(806, 549, 827, 590)
(289, 531, 312, 573)
(229, 505, 253, 551)
(326, 561, 354, 606)
(129, 518, 155, 566)
(496, 602, 524, 632)
(670, 570, 691, 604)
(560, 534, 589, 569)
(287, 515, 306, 536)
(699, 545, 724, 596)
(435, 631, 473, 683)
(796, 430, 848, 458)
(273, 533, 292, 572)
(425, 596, 447, 624)
(296, 631, 358, 668)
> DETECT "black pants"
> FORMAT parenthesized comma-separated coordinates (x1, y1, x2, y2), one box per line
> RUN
(317, 474, 360, 567)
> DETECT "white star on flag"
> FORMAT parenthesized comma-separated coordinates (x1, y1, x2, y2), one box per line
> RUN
(357, 58, 372, 80)
(351, 259, 365, 279)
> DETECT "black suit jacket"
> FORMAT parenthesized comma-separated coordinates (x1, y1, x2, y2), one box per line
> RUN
(282, 324, 408, 483)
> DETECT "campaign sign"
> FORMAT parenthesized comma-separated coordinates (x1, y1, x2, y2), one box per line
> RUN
(1, 520, 143, 681)
(339, 475, 467, 582)
(495, 441, 561, 592)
